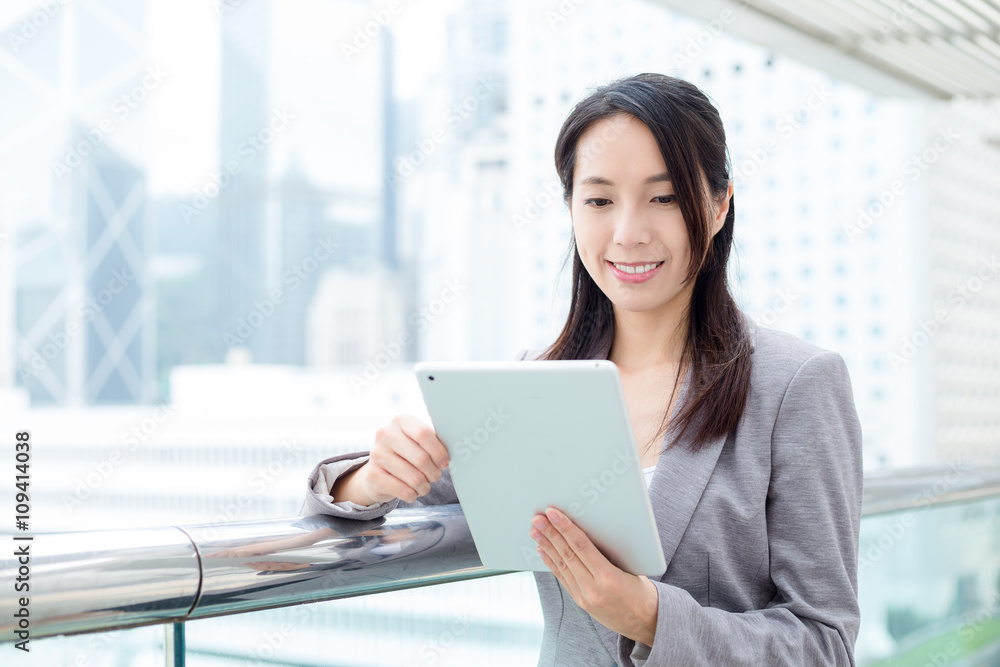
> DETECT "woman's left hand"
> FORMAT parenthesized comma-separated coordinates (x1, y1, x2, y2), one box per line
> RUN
(530, 507, 659, 646)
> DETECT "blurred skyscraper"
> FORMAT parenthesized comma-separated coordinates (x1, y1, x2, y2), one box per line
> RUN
(924, 101, 1000, 461)
(2, 1, 155, 405)
(16, 137, 155, 405)
(73, 138, 154, 404)
(216, 0, 395, 366)
(13, 220, 70, 402)
(217, 0, 272, 364)
(307, 265, 407, 368)
(391, 0, 517, 363)
(153, 192, 219, 398)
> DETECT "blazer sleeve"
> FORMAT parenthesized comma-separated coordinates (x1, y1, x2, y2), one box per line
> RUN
(625, 350, 863, 666)
(299, 348, 533, 519)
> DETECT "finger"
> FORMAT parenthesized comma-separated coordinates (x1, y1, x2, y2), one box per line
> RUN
(536, 543, 578, 593)
(395, 415, 449, 469)
(380, 447, 436, 497)
(541, 508, 603, 582)
(531, 528, 581, 601)
(390, 423, 444, 484)
(531, 515, 588, 591)
(546, 507, 607, 570)
(533, 528, 571, 573)
(371, 429, 435, 497)
(365, 455, 427, 502)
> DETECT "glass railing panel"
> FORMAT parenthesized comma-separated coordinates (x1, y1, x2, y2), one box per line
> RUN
(182, 572, 543, 666)
(857, 497, 1000, 666)
(0, 624, 165, 667)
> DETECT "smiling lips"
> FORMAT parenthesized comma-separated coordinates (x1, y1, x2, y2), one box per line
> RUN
(607, 260, 664, 284)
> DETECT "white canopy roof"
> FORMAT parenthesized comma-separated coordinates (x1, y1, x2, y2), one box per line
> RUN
(655, 0, 1000, 98)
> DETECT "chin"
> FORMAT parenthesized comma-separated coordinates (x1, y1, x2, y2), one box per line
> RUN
(607, 293, 679, 314)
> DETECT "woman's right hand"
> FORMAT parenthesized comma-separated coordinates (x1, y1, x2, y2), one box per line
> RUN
(354, 414, 450, 504)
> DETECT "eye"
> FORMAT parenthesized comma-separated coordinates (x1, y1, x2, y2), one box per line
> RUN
(653, 195, 677, 205)
(583, 197, 611, 208)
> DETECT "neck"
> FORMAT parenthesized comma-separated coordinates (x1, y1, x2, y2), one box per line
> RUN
(608, 291, 691, 372)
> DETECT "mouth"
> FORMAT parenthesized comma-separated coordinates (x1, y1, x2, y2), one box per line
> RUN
(607, 260, 664, 275)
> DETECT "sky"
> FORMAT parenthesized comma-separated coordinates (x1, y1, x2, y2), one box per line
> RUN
(146, 0, 456, 194)
(1, 0, 457, 196)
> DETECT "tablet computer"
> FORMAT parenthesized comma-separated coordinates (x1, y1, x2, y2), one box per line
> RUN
(414, 360, 667, 577)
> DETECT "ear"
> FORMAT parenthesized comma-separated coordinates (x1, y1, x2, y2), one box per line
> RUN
(711, 180, 733, 236)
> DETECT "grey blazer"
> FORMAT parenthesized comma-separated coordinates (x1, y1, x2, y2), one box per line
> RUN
(301, 323, 864, 666)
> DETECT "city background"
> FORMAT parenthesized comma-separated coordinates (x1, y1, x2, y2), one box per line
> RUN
(1, 0, 999, 664)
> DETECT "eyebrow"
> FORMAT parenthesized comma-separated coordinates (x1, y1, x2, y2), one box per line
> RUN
(579, 172, 672, 186)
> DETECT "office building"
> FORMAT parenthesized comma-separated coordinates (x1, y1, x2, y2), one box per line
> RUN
(217, 0, 389, 365)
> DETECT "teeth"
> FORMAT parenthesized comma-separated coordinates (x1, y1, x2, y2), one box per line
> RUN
(612, 262, 662, 274)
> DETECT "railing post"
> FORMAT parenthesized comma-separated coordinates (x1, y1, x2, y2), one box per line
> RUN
(165, 621, 185, 667)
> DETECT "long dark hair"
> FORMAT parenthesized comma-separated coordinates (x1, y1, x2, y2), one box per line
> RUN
(542, 73, 752, 452)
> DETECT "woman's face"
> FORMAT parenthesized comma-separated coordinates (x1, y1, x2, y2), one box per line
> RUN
(569, 113, 730, 317)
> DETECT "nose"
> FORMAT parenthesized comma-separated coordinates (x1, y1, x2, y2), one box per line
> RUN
(611, 202, 652, 248)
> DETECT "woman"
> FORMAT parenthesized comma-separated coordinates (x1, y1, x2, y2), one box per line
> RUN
(302, 72, 863, 666)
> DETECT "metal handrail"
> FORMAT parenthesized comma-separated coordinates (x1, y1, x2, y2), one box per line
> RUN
(0, 505, 496, 643)
(3, 463, 1000, 644)
(860, 462, 1000, 516)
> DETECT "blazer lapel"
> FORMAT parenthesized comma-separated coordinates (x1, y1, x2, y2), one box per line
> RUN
(588, 429, 728, 662)
(587, 354, 729, 659)
(647, 425, 727, 571)
(646, 359, 729, 573)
